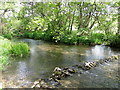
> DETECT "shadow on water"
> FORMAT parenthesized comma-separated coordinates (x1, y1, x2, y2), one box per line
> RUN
(2, 39, 120, 88)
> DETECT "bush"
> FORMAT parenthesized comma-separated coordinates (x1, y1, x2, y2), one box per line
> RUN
(10, 42, 29, 56)
(0, 36, 29, 70)
(3, 33, 13, 39)
(110, 35, 120, 48)
(24, 32, 34, 38)
(33, 31, 45, 40)
(0, 37, 12, 70)
(77, 36, 95, 45)
(60, 35, 77, 45)
(44, 32, 53, 41)
(0, 39, 12, 55)
(91, 33, 105, 40)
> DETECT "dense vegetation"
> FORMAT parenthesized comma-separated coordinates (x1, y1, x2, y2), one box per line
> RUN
(0, 2, 120, 47)
(0, 36, 29, 70)
(0, 1, 120, 88)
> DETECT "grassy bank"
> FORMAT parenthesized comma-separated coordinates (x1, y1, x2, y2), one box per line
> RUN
(16, 31, 119, 47)
(0, 36, 29, 70)
(3, 30, 120, 48)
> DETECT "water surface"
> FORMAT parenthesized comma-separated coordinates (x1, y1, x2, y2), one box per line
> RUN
(2, 39, 120, 88)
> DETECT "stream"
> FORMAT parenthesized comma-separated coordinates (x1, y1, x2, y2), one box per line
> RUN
(1, 39, 120, 88)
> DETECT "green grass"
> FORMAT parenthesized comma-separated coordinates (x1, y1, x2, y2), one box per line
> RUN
(19, 30, 120, 47)
(0, 36, 29, 70)
(0, 37, 11, 69)
(10, 42, 29, 56)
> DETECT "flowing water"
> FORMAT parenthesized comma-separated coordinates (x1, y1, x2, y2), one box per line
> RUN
(1, 39, 120, 88)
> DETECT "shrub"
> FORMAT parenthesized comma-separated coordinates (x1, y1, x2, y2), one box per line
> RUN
(44, 32, 53, 41)
(33, 31, 45, 40)
(10, 42, 29, 56)
(0, 36, 29, 70)
(3, 33, 13, 39)
(0, 37, 12, 70)
(77, 36, 95, 45)
(94, 39, 102, 44)
(24, 32, 34, 38)
(59, 35, 77, 45)
(91, 33, 105, 40)
(110, 35, 120, 48)
(0, 39, 12, 55)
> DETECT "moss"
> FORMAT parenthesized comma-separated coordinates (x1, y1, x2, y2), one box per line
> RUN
(113, 55, 119, 60)
(54, 71, 62, 75)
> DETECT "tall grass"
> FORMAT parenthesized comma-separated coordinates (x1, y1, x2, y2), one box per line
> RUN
(0, 36, 29, 70)
(0, 37, 11, 69)
(10, 42, 29, 56)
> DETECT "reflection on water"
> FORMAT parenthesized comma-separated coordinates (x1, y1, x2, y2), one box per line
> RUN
(85, 45, 115, 60)
(91, 45, 113, 59)
(92, 45, 106, 58)
(2, 39, 120, 88)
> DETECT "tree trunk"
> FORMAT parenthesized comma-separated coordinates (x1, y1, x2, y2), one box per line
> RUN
(78, 3, 83, 30)
(69, 10, 75, 34)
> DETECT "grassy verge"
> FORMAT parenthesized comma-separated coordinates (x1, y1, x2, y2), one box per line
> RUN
(0, 36, 29, 70)
(21, 31, 107, 45)
(5, 30, 120, 47)
(24, 31, 120, 47)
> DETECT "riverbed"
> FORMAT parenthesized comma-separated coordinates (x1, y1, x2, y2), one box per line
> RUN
(1, 39, 120, 88)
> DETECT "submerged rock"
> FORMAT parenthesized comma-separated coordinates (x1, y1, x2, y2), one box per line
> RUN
(53, 67, 62, 72)
(31, 54, 120, 88)
(62, 70, 72, 77)
(31, 79, 54, 88)
(52, 67, 63, 80)
(68, 68, 76, 73)
(63, 67, 69, 70)
(113, 55, 119, 60)
(52, 67, 75, 79)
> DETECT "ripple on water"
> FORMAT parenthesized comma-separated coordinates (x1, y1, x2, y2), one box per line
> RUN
(2, 39, 120, 88)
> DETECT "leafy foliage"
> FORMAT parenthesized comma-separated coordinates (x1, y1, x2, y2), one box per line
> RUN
(110, 35, 120, 48)
(3, 33, 13, 39)
(0, 2, 119, 46)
